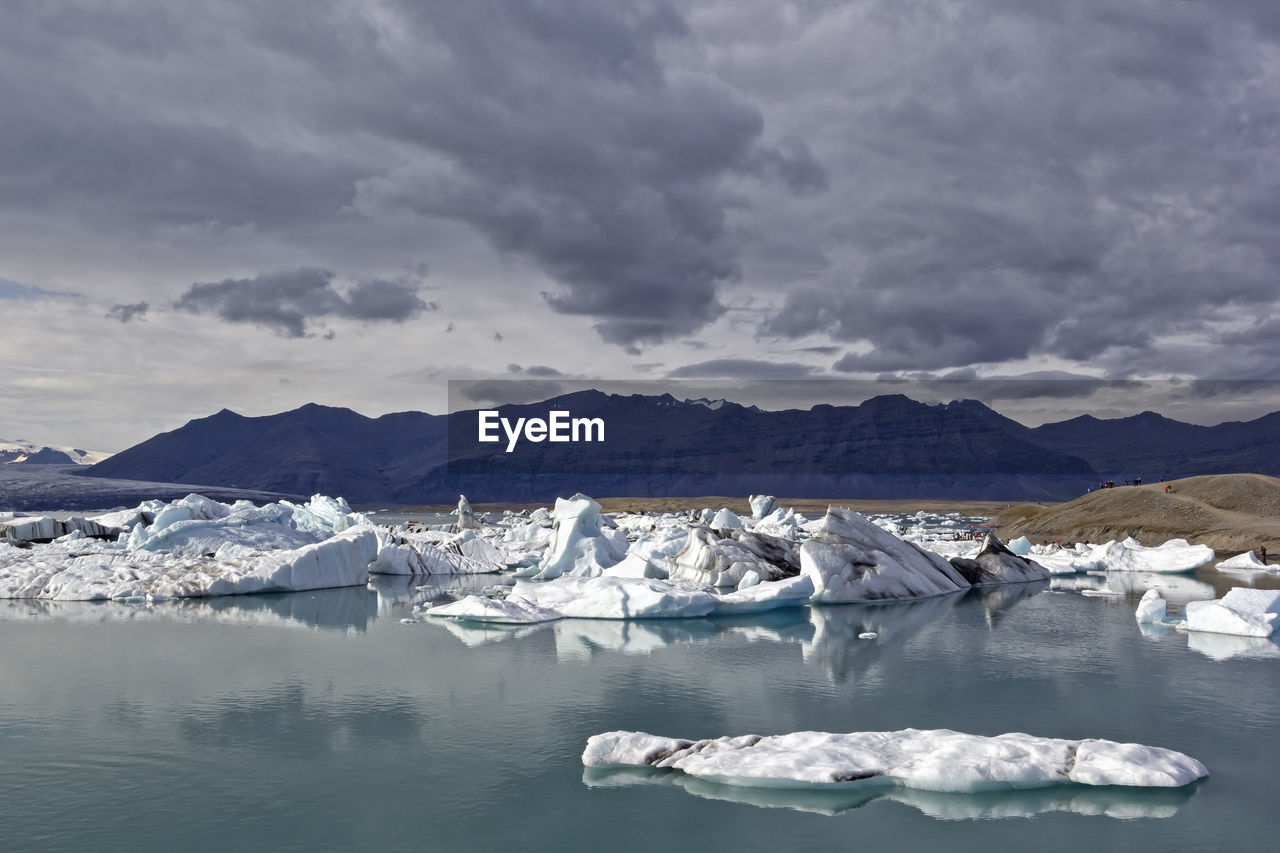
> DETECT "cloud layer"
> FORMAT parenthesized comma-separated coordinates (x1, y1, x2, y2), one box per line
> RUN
(172, 269, 433, 337)
(3, 0, 1280, 448)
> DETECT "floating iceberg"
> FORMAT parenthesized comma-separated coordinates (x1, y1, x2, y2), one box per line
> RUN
(666, 526, 798, 588)
(1, 527, 377, 600)
(1135, 589, 1168, 624)
(583, 729, 1207, 791)
(1216, 551, 1269, 570)
(1181, 588, 1280, 637)
(0, 493, 380, 600)
(1007, 536, 1033, 556)
(801, 508, 969, 603)
(711, 575, 815, 615)
(426, 573, 817, 624)
(583, 766, 1198, 819)
(947, 534, 1049, 586)
(709, 508, 744, 530)
(1085, 538, 1215, 573)
(456, 494, 480, 530)
(520, 494, 626, 581)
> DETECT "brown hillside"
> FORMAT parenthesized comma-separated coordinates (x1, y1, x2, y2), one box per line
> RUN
(993, 473, 1280, 554)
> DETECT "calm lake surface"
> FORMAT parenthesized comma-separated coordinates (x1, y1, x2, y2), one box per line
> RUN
(2, 571, 1278, 852)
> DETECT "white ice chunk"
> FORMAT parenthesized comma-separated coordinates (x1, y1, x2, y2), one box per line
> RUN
(802, 508, 968, 603)
(457, 495, 480, 529)
(709, 508, 744, 530)
(1007, 536, 1033, 556)
(509, 576, 717, 620)
(1182, 587, 1280, 637)
(428, 593, 560, 624)
(1216, 551, 1268, 570)
(713, 575, 814, 615)
(1084, 538, 1215, 573)
(1135, 589, 1168, 624)
(583, 729, 1207, 791)
(748, 495, 779, 519)
(524, 494, 626, 581)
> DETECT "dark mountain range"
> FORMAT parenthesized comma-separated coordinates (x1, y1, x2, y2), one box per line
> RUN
(80, 393, 1280, 504)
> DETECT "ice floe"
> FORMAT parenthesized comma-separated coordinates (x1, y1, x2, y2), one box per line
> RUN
(801, 508, 970, 603)
(518, 494, 627, 581)
(1, 493, 380, 600)
(1135, 589, 1168, 624)
(582, 728, 1207, 791)
(1181, 587, 1280, 637)
(1216, 551, 1270, 570)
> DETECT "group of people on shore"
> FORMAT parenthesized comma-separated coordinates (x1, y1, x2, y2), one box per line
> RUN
(1090, 476, 1177, 493)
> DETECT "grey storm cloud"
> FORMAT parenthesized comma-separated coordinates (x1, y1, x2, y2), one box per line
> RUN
(107, 301, 149, 323)
(754, 0, 1280, 376)
(457, 379, 566, 407)
(668, 358, 818, 379)
(346, 1, 823, 346)
(173, 268, 433, 337)
(508, 364, 565, 378)
(4, 0, 1280, 384)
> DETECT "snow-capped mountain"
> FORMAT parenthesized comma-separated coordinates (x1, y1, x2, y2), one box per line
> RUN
(0, 438, 112, 466)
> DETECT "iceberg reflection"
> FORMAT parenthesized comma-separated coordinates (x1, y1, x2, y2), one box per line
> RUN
(583, 767, 1199, 819)
(0, 586, 378, 632)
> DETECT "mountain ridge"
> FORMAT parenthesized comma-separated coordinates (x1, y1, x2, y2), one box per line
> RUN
(81, 393, 1280, 504)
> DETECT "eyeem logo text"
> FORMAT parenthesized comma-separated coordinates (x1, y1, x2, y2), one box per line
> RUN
(477, 410, 605, 452)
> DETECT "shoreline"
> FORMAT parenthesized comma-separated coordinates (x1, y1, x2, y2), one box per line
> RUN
(357, 496, 1026, 517)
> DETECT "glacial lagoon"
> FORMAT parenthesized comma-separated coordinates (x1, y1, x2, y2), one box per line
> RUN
(2, 571, 1278, 852)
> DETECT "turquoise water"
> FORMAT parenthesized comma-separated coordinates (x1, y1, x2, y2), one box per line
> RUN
(2, 574, 1278, 852)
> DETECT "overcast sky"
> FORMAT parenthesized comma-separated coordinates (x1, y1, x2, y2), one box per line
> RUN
(3, 0, 1279, 450)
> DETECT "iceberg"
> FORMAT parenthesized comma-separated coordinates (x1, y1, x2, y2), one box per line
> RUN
(1182, 587, 1280, 637)
(709, 508, 744, 530)
(946, 534, 1050, 586)
(505, 576, 717, 620)
(521, 494, 626, 581)
(1085, 538, 1215, 573)
(456, 494, 480, 530)
(1007, 536, 1033, 556)
(1, 493, 381, 600)
(712, 575, 815, 615)
(583, 728, 1207, 791)
(748, 494, 779, 519)
(583, 766, 1198, 819)
(1135, 589, 1168, 624)
(801, 508, 968, 603)
(1, 526, 377, 600)
(1216, 551, 1269, 570)
(666, 526, 798, 588)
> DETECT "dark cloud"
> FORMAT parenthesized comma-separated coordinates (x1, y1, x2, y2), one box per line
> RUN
(107, 301, 149, 323)
(506, 364, 563, 377)
(754, 0, 1280, 376)
(668, 358, 819, 379)
(5, 0, 1280, 445)
(173, 268, 431, 337)
(347, 1, 823, 346)
(455, 379, 566, 407)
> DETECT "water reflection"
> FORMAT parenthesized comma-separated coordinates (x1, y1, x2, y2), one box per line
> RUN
(432, 609, 815, 656)
(1185, 630, 1280, 662)
(1051, 572, 1216, 605)
(367, 573, 511, 616)
(970, 580, 1049, 628)
(584, 767, 1199, 819)
(802, 593, 961, 684)
(0, 586, 378, 632)
(423, 583, 1048, 679)
(178, 682, 429, 758)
